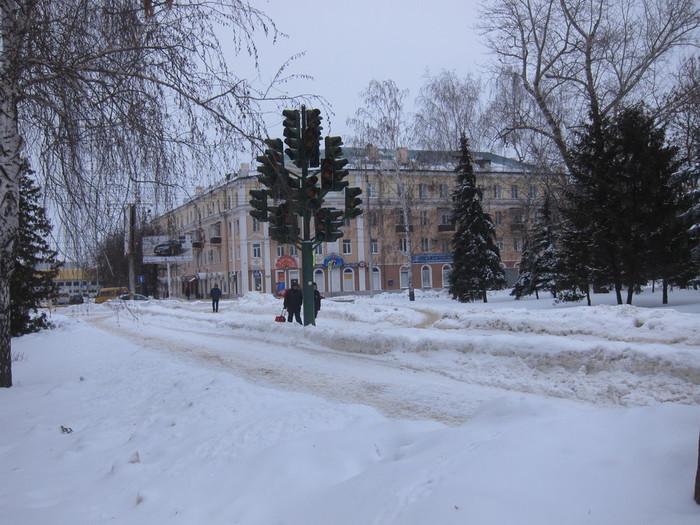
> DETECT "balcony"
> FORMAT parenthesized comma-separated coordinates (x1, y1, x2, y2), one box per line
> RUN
(395, 225, 414, 233)
(210, 236, 222, 244)
(438, 224, 455, 232)
(510, 223, 525, 232)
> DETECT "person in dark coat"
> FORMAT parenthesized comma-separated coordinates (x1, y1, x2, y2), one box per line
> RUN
(313, 283, 323, 318)
(283, 282, 303, 324)
(210, 283, 221, 312)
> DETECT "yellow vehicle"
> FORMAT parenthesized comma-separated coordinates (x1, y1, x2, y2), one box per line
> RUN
(95, 287, 129, 304)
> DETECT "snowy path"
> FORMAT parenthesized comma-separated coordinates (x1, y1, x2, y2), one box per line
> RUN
(79, 294, 700, 425)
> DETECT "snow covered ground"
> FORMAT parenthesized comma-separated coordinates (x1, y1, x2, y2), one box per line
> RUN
(1, 287, 699, 524)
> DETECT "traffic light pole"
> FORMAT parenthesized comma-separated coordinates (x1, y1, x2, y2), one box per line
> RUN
(300, 107, 316, 326)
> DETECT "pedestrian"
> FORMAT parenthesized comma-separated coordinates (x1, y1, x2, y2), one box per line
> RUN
(185, 285, 191, 300)
(313, 283, 323, 318)
(210, 283, 221, 312)
(283, 282, 303, 324)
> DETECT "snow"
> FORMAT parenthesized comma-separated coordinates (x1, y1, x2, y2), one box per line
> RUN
(2, 287, 700, 524)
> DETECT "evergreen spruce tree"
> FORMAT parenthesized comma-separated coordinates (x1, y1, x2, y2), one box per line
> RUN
(512, 193, 561, 299)
(449, 136, 507, 302)
(11, 165, 61, 336)
(562, 106, 691, 305)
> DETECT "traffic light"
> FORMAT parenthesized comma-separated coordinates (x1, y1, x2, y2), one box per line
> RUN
(302, 175, 322, 211)
(249, 189, 269, 222)
(322, 136, 349, 192)
(304, 108, 322, 168)
(314, 207, 343, 243)
(282, 109, 302, 166)
(344, 187, 363, 219)
(256, 138, 285, 188)
(269, 203, 298, 244)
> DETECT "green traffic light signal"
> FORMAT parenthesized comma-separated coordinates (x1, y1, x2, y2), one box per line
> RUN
(344, 187, 363, 219)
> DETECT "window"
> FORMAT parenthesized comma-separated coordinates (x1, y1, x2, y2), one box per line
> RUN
(418, 184, 427, 198)
(421, 265, 432, 288)
(420, 211, 429, 226)
(367, 182, 377, 197)
(289, 245, 297, 256)
(497, 238, 504, 251)
(513, 237, 522, 251)
(400, 238, 408, 252)
(342, 239, 352, 254)
(252, 217, 260, 232)
(400, 266, 410, 288)
(493, 185, 502, 199)
(511, 185, 519, 199)
(442, 238, 451, 252)
(440, 209, 451, 225)
(252, 243, 261, 258)
(314, 244, 323, 256)
(513, 211, 523, 224)
(395, 208, 405, 225)
(371, 239, 378, 254)
(277, 245, 284, 257)
(441, 265, 451, 287)
(421, 238, 429, 252)
(439, 184, 448, 198)
(369, 211, 378, 227)
(529, 185, 538, 199)
(495, 211, 503, 225)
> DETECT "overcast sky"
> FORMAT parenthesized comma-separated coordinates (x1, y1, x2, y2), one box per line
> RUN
(249, 0, 489, 141)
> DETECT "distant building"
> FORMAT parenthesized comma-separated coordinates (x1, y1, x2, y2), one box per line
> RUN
(50, 263, 101, 297)
(150, 148, 555, 297)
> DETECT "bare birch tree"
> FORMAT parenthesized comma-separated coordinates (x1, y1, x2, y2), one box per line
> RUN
(413, 70, 487, 154)
(347, 79, 420, 300)
(479, 0, 700, 170)
(0, 0, 293, 387)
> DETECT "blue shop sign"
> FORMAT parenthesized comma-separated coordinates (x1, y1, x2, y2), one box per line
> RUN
(411, 253, 454, 264)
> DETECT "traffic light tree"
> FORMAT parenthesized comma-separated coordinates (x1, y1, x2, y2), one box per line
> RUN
(249, 107, 363, 325)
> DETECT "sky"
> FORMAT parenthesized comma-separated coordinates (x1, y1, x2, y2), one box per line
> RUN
(2, 287, 699, 524)
(249, 0, 488, 140)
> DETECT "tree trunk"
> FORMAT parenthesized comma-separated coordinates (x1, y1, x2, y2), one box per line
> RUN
(0, 108, 22, 388)
(0, 8, 23, 387)
(662, 279, 669, 305)
(614, 282, 623, 305)
(695, 430, 700, 505)
(626, 285, 634, 305)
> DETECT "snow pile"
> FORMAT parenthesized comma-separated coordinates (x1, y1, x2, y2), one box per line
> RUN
(1, 287, 699, 524)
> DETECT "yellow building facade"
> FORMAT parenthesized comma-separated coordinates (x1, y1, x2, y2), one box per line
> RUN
(151, 149, 551, 297)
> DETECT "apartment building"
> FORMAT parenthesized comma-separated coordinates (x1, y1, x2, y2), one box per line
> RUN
(151, 148, 549, 298)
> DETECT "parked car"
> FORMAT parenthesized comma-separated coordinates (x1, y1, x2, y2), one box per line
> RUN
(119, 294, 150, 301)
(154, 239, 182, 256)
(54, 293, 70, 305)
(69, 294, 84, 304)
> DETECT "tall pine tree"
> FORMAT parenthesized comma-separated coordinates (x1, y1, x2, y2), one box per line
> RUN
(11, 164, 61, 336)
(449, 136, 507, 302)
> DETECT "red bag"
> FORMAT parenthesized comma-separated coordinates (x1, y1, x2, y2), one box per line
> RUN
(275, 309, 286, 322)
